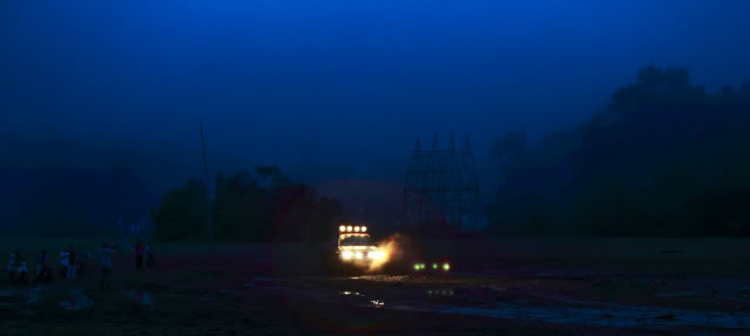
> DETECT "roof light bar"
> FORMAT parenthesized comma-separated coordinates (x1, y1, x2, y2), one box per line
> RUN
(339, 225, 368, 233)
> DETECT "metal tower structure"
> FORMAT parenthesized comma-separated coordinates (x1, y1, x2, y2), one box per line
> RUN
(403, 134, 481, 232)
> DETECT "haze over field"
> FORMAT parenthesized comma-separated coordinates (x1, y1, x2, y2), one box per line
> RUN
(1, 1, 749, 232)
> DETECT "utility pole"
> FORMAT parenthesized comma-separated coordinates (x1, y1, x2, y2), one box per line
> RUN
(403, 133, 480, 232)
(200, 122, 213, 243)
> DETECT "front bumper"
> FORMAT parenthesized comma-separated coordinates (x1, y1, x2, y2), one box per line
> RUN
(337, 249, 386, 266)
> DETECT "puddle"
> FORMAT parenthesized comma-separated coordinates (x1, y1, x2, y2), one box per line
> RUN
(0, 291, 12, 308)
(659, 249, 683, 255)
(339, 291, 363, 297)
(125, 290, 153, 308)
(1, 286, 51, 308)
(370, 300, 385, 307)
(657, 291, 697, 298)
(59, 289, 93, 311)
(427, 289, 454, 296)
(241, 276, 274, 288)
(27, 289, 41, 305)
(438, 303, 750, 329)
(350, 275, 408, 282)
(345, 287, 750, 330)
(534, 270, 600, 279)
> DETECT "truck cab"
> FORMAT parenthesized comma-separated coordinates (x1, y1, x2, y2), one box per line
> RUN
(336, 224, 386, 265)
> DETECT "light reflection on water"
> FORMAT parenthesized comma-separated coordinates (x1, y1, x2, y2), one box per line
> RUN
(374, 298, 750, 329)
(125, 290, 153, 308)
(427, 289, 454, 296)
(59, 288, 93, 311)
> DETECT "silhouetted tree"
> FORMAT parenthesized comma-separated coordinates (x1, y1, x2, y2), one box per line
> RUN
(153, 167, 343, 242)
(151, 179, 208, 241)
(489, 66, 750, 236)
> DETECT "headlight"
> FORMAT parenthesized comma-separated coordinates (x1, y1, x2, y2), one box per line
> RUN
(355, 252, 363, 260)
(368, 251, 385, 260)
(341, 251, 353, 260)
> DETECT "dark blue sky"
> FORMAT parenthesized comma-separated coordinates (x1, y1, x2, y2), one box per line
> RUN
(2, 0, 749, 172)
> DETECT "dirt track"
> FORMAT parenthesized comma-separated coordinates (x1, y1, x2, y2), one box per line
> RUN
(3, 238, 750, 335)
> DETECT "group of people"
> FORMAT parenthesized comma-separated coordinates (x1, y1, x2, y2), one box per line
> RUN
(58, 245, 90, 281)
(5, 240, 156, 289)
(6, 250, 29, 284)
(134, 241, 156, 271)
(99, 240, 156, 290)
(5, 247, 87, 285)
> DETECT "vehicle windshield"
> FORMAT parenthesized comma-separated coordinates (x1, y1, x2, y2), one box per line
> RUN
(340, 235, 373, 247)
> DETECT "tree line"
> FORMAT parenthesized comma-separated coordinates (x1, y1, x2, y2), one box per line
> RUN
(0, 167, 153, 237)
(151, 166, 343, 242)
(489, 66, 750, 236)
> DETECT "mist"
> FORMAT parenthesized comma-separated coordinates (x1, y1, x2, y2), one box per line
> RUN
(1, 0, 749, 231)
(6, 2, 750, 335)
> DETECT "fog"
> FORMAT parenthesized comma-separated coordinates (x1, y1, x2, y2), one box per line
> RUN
(1, 0, 749, 232)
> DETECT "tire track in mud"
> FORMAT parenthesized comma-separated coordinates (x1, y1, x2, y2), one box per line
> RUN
(4, 269, 750, 333)
(248, 273, 750, 332)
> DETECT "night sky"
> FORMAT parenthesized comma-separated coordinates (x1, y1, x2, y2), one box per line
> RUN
(2, 0, 749, 176)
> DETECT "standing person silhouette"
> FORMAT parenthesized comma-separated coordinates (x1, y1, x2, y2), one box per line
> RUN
(135, 241, 144, 271)
(100, 243, 115, 290)
(67, 245, 76, 280)
(59, 248, 69, 280)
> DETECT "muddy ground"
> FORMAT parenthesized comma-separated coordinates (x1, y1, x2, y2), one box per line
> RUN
(3, 237, 750, 335)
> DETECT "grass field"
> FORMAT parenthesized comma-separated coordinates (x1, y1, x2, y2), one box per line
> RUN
(422, 235, 750, 276)
(3, 234, 750, 335)
(6, 234, 750, 275)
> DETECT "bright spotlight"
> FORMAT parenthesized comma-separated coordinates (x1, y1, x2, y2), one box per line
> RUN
(347, 226, 353, 232)
(354, 226, 360, 232)
(339, 226, 346, 232)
